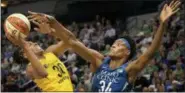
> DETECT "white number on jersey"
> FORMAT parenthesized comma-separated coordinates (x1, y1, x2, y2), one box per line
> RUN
(99, 80, 112, 92)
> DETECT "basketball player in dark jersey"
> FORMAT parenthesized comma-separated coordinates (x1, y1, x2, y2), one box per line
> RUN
(28, 0, 180, 91)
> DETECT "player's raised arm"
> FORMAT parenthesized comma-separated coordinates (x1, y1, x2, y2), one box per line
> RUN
(27, 11, 75, 43)
(27, 12, 104, 70)
(6, 33, 48, 77)
(126, 0, 181, 77)
(27, 20, 69, 56)
(46, 19, 104, 67)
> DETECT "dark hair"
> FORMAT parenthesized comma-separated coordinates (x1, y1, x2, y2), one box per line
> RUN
(120, 36, 136, 60)
(13, 48, 29, 64)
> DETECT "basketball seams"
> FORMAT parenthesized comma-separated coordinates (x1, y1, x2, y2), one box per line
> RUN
(4, 20, 26, 38)
(7, 17, 29, 36)
(8, 13, 31, 30)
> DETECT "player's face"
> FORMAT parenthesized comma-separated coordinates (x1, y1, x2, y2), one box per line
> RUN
(109, 39, 130, 59)
(27, 42, 44, 54)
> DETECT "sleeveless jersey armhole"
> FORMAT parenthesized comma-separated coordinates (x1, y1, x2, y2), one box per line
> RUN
(121, 62, 134, 92)
(94, 56, 111, 74)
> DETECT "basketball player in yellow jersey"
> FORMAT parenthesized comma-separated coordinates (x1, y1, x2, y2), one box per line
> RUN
(6, 29, 73, 91)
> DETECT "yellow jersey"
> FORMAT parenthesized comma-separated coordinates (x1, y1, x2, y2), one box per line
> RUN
(33, 52, 73, 92)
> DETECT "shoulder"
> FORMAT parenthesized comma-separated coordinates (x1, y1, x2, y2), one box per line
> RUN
(125, 60, 138, 74)
(43, 52, 55, 56)
(88, 49, 104, 60)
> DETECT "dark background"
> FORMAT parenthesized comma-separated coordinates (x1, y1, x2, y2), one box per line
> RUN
(55, 0, 163, 24)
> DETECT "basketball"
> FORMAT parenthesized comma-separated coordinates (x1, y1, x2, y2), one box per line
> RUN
(4, 13, 31, 38)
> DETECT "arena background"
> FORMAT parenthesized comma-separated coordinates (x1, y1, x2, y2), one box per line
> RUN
(1, 0, 185, 92)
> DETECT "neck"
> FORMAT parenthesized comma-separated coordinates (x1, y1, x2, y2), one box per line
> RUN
(109, 57, 127, 70)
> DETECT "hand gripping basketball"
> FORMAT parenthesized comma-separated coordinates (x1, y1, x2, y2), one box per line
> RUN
(6, 32, 27, 48)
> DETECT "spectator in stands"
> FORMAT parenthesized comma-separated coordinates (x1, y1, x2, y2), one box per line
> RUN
(101, 17, 106, 27)
(134, 75, 149, 92)
(79, 24, 88, 41)
(65, 49, 77, 63)
(11, 62, 20, 73)
(84, 73, 91, 91)
(96, 22, 105, 50)
(101, 44, 110, 56)
(114, 19, 123, 37)
(142, 87, 149, 92)
(143, 59, 158, 75)
(71, 21, 78, 31)
(141, 20, 152, 35)
(81, 24, 95, 46)
(88, 24, 95, 35)
(104, 23, 116, 45)
(76, 80, 86, 92)
(159, 63, 168, 81)
(177, 39, 185, 58)
(173, 62, 184, 81)
(3, 72, 20, 92)
(95, 15, 100, 24)
(167, 43, 181, 65)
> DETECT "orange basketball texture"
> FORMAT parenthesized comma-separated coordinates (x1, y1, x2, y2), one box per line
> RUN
(4, 13, 31, 38)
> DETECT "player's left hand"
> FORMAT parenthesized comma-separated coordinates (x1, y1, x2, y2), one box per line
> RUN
(160, 0, 181, 23)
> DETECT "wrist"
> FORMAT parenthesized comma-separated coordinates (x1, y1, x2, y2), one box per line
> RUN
(45, 15, 56, 24)
(21, 42, 29, 50)
(159, 20, 166, 25)
(22, 45, 29, 50)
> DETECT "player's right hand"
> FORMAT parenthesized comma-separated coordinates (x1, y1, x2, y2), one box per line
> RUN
(27, 11, 56, 35)
(6, 32, 27, 48)
(27, 11, 56, 23)
(31, 19, 56, 35)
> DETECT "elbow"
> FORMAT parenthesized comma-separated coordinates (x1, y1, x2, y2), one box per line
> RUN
(38, 70, 48, 78)
(68, 39, 78, 47)
(40, 72, 48, 78)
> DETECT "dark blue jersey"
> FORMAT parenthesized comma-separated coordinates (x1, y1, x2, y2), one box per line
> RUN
(91, 57, 132, 92)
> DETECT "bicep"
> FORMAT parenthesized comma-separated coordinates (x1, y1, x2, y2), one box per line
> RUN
(70, 40, 102, 68)
(46, 41, 69, 56)
(126, 54, 151, 77)
(88, 48, 104, 69)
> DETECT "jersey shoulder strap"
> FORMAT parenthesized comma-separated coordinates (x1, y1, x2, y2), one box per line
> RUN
(95, 56, 111, 72)
(102, 56, 111, 64)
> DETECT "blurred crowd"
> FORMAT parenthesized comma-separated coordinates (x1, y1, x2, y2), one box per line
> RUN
(1, 2, 184, 92)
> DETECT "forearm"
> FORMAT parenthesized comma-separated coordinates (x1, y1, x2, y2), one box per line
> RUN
(50, 19, 76, 43)
(23, 47, 47, 77)
(145, 22, 166, 57)
(48, 19, 102, 68)
(134, 22, 166, 69)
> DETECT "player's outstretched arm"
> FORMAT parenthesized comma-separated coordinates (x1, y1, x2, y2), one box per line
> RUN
(45, 18, 104, 66)
(27, 12, 104, 70)
(126, 0, 181, 77)
(27, 11, 75, 44)
(6, 33, 48, 77)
